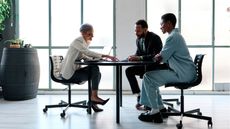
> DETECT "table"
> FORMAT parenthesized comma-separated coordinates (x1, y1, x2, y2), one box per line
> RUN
(75, 60, 156, 123)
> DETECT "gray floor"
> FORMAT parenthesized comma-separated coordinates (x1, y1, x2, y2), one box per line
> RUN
(0, 94, 229, 129)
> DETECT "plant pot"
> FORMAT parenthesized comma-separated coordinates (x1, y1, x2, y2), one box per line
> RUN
(0, 48, 40, 100)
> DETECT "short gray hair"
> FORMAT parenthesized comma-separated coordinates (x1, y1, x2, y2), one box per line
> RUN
(80, 23, 93, 33)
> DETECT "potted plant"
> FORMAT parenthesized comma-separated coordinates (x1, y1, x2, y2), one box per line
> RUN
(0, 0, 11, 40)
(7, 38, 24, 48)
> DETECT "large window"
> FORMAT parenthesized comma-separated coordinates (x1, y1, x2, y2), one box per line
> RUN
(19, 0, 114, 89)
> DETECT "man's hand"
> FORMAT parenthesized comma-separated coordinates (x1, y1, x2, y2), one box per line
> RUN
(153, 54, 162, 62)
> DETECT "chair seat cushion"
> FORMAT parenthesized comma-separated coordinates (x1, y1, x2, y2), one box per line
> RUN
(165, 78, 200, 89)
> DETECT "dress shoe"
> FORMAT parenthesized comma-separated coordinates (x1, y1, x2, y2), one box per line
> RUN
(138, 112, 163, 123)
(91, 98, 110, 105)
(92, 104, 103, 112)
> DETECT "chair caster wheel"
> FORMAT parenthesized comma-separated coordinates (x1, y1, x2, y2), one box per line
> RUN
(208, 120, 213, 127)
(43, 108, 47, 113)
(60, 112, 65, 118)
(176, 123, 183, 129)
(198, 112, 202, 115)
(176, 121, 183, 129)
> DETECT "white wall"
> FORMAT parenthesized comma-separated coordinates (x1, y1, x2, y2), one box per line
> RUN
(115, 0, 146, 90)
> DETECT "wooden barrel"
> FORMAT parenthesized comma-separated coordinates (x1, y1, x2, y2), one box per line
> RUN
(0, 48, 40, 100)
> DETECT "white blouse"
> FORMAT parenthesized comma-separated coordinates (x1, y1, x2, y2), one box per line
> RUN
(61, 36, 102, 79)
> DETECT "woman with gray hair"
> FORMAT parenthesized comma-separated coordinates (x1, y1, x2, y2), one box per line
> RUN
(61, 23, 118, 112)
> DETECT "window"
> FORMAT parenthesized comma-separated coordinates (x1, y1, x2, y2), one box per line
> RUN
(215, 0, 230, 45)
(19, 0, 49, 46)
(51, 0, 81, 46)
(215, 48, 230, 83)
(83, 0, 113, 47)
(147, 0, 178, 42)
(18, 0, 114, 89)
(181, 0, 212, 45)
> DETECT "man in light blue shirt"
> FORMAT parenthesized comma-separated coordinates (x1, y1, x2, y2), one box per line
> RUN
(138, 13, 197, 123)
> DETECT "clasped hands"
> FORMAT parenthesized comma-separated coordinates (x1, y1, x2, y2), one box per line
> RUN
(128, 54, 162, 62)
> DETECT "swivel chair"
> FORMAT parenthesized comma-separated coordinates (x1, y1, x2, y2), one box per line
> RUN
(162, 54, 212, 129)
(43, 55, 91, 118)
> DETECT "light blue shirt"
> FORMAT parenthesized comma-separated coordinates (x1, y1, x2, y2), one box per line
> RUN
(160, 28, 196, 81)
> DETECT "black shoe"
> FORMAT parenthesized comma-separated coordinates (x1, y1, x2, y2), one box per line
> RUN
(92, 98, 110, 105)
(92, 104, 103, 112)
(160, 108, 168, 118)
(138, 112, 163, 123)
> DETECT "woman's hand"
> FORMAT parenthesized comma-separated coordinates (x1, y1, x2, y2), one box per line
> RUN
(102, 55, 119, 61)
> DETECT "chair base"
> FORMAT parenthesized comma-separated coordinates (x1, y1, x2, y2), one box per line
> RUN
(43, 100, 89, 118)
(43, 84, 91, 118)
(161, 100, 212, 129)
(163, 98, 180, 107)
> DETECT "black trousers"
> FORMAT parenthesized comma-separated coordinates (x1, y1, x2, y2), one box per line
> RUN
(125, 64, 169, 94)
(68, 65, 101, 90)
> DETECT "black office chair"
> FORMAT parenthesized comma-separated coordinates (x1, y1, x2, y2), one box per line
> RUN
(162, 54, 212, 129)
(43, 55, 91, 118)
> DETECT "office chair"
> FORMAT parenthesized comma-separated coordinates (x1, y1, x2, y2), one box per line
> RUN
(43, 55, 91, 118)
(162, 54, 212, 129)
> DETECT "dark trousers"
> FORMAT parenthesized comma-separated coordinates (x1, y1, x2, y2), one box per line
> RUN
(125, 64, 169, 94)
(69, 65, 101, 90)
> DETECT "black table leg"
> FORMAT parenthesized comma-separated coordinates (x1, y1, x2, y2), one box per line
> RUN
(116, 65, 120, 123)
(119, 66, 122, 107)
(87, 66, 92, 114)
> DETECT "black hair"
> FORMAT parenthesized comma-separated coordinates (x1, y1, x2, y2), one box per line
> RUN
(136, 19, 148, 28)
(161, 13, 177, 27)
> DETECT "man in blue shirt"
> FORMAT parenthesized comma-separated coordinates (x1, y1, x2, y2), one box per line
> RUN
(138, 13, 196, 123)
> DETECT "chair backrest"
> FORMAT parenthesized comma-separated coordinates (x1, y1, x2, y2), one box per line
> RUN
(192, 54, 205, 86)
(50, 55, 65, 83)
(49, 55, 86, 84)
(165, 54, 205, 89)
